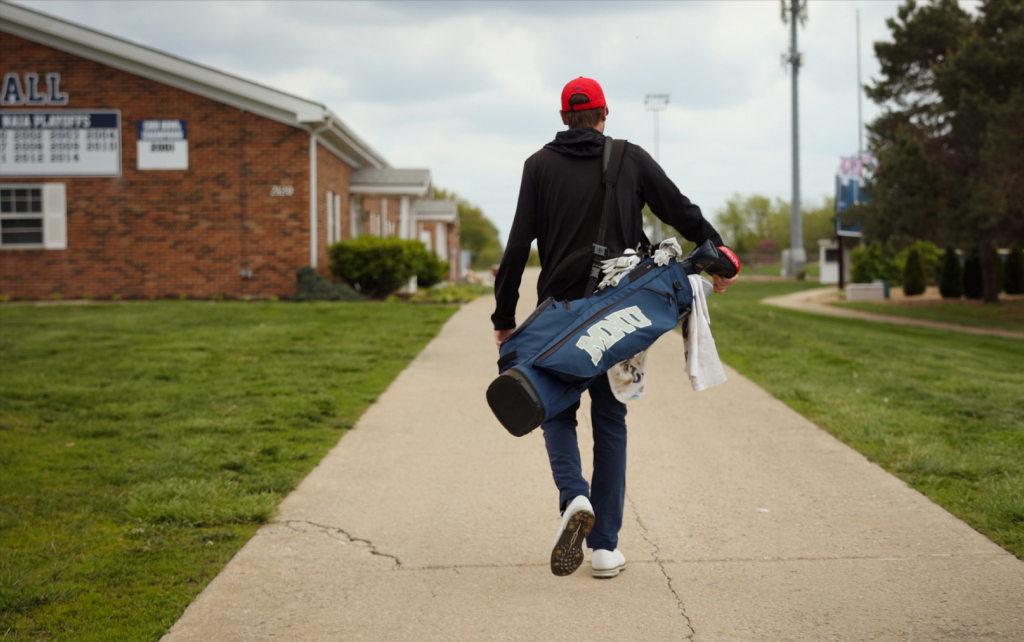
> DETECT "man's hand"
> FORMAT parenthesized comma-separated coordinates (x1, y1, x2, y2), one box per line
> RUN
(712, 273, 738, 294)
(494, 328, 514, 348)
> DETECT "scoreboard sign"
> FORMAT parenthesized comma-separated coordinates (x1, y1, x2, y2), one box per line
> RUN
(137, 119, 188, 170)
(0, 110, 121, 177)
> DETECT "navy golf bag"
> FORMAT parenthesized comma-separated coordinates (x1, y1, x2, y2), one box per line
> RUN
(486, 241, 739, 437)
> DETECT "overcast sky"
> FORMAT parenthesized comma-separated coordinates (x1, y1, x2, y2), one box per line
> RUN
(12, 0, 977, 244)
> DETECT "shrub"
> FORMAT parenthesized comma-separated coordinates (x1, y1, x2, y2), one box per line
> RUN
(292, 266, 364, 302)
(329, 237, 448, 298)
(897, 240, 941, 284)
(851, 242, 901, 284)
(963, 254, 984, 299)
(412, 249, 449, 289)
(1005, 244, 1024, 295)
(939, 247, 962, 299)
(902, 247, 926, 296)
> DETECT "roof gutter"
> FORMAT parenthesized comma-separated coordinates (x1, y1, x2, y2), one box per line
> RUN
(308, 118, 330, 268)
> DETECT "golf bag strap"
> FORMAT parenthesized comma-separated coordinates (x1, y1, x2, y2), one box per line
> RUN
(584, 137, 627, 297)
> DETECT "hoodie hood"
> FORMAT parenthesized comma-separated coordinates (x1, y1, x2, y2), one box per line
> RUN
(543, 127, 605, 158)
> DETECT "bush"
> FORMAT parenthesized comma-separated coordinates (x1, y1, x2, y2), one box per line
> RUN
(292, 266, 364, 302)
(1005, 244, 1024, 295)
(329, 237, 445, 298)
(963, 254, 984, 299)
(412, 249, 449, 289)
(939, 247, 962, 299)
(897, 240, 941, 284)
(851, 242, 901, 284)
(903, 247, 926, 296)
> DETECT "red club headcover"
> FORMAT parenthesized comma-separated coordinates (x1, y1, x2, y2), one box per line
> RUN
(715, 246, 742, 276)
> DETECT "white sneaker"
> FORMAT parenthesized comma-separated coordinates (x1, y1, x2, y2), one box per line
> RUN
(550, 496, 594, 576)
(591, 548, 626, 578)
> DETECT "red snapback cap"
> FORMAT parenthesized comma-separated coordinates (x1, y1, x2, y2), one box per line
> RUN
(561, 77, 606, 112)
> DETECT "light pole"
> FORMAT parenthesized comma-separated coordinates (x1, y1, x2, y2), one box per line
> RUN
(781, 0, 807, 277)
(644, 93, 670, 242)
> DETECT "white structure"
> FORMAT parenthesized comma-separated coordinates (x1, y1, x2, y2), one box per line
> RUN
(818, 239, 852, 285)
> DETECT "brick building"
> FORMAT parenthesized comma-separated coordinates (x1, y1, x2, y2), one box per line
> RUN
(0, 2, 459, 300)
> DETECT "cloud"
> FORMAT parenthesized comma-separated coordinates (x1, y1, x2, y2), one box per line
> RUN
(15, 0, 913, 244)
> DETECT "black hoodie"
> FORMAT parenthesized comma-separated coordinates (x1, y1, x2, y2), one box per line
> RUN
(491, 127, 723, 331)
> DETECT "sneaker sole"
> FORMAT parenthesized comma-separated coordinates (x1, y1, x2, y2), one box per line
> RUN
(591, 563, 625, 579)
(550, 509, 595, 576)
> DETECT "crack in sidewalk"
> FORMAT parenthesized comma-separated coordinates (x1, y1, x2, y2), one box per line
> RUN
(628, 495, 695, 639)
(278, 520, 401, 567)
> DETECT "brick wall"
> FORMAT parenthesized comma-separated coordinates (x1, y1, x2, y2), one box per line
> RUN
(315, 142, 352, 276)
(0, 34, 354, 299)
(447, 223, 461, 279)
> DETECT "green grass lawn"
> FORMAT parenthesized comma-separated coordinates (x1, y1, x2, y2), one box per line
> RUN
(837, 297, 1024, 332)
(743, 262, 821, 278)
(0, 301, 456, 641)
(712, 281, 1024, 558)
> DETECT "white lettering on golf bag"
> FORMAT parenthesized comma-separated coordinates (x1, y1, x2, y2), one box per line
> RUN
(575, 305, 653, 366)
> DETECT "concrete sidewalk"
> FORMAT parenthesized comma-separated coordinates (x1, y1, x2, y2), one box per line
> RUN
(162, 270, 1024, 642)
(764, 286, 1024, 340)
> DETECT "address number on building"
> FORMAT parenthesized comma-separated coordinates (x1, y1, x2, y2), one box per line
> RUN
(270, 185, 294, 197)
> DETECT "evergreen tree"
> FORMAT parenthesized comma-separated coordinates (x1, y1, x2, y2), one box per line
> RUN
(963, 255, 984, 299)
(939, 247, 962, 298)
(903, 247, 926, 295)
(863, 0, 1024, 303)
(1005, 244, 1024, 295)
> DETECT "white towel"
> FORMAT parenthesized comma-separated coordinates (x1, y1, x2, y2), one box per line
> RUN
(684, 274, 727, 391)
(607, 349, 648, 403)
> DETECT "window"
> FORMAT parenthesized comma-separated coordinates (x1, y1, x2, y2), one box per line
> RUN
(326, 190, 335, 244)
(326, 191, 342, 244)
(0, 184, 66, 249)
(334, 193, 342, 242)
(351, 196, 363, 238)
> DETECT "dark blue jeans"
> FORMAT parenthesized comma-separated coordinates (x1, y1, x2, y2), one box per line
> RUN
(541, 373, 627, 552)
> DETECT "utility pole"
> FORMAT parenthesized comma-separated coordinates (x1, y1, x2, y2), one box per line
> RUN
(644, 93, 669, 242)
(857, 8, 863, 157)
(781, 0, 807, 277)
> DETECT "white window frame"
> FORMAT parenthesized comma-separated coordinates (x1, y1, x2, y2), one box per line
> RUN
(326, 190, 336, 244)
(351, 196, 362, 238)
(0, 183, 66, 250)
(334, 193, 342, 242)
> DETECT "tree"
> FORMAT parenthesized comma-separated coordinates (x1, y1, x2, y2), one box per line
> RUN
(1004, 245, 1024, 294)
(714, 194, 835, 260)
(903, 247, 927, 295)
(939, 247, 962, 298)
(963, 254, 984, 299)
(434, 187, 502, 270)
(862, 0, 1024, 303)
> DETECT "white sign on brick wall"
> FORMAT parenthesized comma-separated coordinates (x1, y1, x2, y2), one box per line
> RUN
(137, 119, 188, 170)
(0, 110, 121, 176)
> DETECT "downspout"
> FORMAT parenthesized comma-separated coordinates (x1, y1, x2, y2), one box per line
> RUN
(308, 118, 330, 268)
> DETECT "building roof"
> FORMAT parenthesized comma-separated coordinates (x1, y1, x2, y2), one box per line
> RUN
(350, 169, 432, 197)
(414, 199, 458, 223)
(0, 0, 389, 169)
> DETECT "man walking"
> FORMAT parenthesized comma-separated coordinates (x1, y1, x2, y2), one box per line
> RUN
(492, 77, 737, 578)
